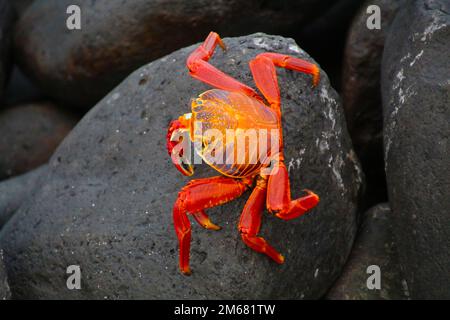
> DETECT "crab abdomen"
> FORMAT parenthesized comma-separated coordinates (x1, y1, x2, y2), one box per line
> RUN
(190, 89, 279, 178)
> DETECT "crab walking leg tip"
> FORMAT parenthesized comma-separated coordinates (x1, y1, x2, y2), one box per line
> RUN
(218, 39, 226, 51)
(303, 189, 320, 202)
(312, 65, 320, 87)
(181, 266, 192, 276)
(206, 223, 221, 231)
(241, 233, 284, 264)
(192, 211, 222, 231)
(275, 191, 319, 221)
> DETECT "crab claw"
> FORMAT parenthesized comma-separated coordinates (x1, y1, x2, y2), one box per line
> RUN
(167, 118, 194, 176)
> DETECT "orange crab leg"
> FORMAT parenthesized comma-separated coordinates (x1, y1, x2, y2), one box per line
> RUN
(248, 52, 320, 219)
(266, 162, 319, 220)
(174, 176, 253, 275)
(239, 176, 284, 264)
(187, 32, 261, 100)
(192, 210, 221, 231)
(249, 55, 281, 110)
(249, 53, 320, 109)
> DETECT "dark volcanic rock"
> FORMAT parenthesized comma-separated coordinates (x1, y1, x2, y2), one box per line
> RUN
(382, 0, 450, 299)
(0, 0, 13, 101)
(0, 165, 47, 228)
(16, 0, 343, 109)
(326, 203, 407, 300)
(0, 34, 363, 299)
(0, 102, 78, 180)
(342, 0, 404, 206)
(0, 249, 10, 299)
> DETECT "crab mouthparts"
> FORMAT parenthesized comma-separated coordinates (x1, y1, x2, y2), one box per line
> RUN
(173, 155, 195, 176)
(170, 140, 195, 176)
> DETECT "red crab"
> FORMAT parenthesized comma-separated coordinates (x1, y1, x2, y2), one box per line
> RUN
(167, 32, 320, 275)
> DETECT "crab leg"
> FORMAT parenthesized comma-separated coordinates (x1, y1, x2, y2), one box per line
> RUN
(248, 53, 320, 218)
(192, 210, 221, 231)
(187, 32, 261, 99)
(174, 176, 253, 275)
(249, 53, 320, 109)
(239, 176, 284, 264)
(266, 161, 319, 220)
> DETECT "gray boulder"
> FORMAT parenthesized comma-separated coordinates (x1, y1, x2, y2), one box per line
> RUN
(15, 0, 349, 108)
(382, 0, 450, 299)
(0, 165, 48, 228)
(0, 34, 363, 299)
(326, 203, 408, 300)
(0, 102, 78, 180)
(342, 0, 404, 206)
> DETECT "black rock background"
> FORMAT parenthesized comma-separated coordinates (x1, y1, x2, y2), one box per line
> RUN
(0, 0, 13, 102)
(9, 0, 33, 17)
(341, 0, 404, 208)
(0, 0, 448, 299)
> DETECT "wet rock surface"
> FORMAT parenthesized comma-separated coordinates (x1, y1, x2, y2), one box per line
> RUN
(15, 0, 349, 109)
(0, 34, 363, 299)
(0, 102, 78, 180)
(342, 0, 404, 207)
(0, 249, 11, 299)
(382, 0, 450, 299)
(326, 203, 407, 300)
(0, 0, 13, 101)
(0, 165, 47, 228)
